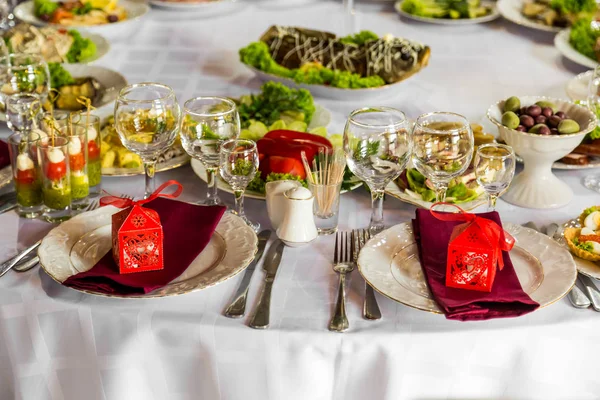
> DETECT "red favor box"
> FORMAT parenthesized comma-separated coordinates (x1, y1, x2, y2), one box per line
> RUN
(112, 204, 164, 274)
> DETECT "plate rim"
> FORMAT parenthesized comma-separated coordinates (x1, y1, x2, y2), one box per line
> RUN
(554, 29, 599, 69)
(496, 0, 562, 33)
(148, 0, 237, 10)
(394, 0, 500, 25)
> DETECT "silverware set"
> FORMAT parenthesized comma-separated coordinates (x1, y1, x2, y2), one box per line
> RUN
(329, 229, 380, 332)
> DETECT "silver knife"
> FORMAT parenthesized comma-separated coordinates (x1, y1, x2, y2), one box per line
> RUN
(224, 230, 271, 318)
(578, 274, 600, 312)
(249, 240, 285, 329)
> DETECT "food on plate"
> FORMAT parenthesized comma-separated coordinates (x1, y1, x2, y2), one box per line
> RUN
(100, 114, 186, 171)
(45, 62, 104, 111)
(3, 23, 96, 63)
(239, 26, 430, 89)
(569, 16, 600, 61)
(558, 100, 600, 164)
(34, 0, 127, 26)
(499, 96, 580, 135)
(400, 0, 492, 20)
(521, 0, 597, 28)
(564, 206, 600, 261)
(560, 153, 590, 164)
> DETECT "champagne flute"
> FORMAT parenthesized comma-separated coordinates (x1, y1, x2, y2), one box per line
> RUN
(0, 54, 50, 109)
(343, 107, 411, 234)
(114, 83, 181, 198)
(180, 97, 240, 205)
(583, 65, 600, 193)
(474, 143, 516, 210)
(412, 112, 474, 202)
(219, 139, 260, 231)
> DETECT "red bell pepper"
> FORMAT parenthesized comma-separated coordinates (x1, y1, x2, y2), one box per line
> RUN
(256, 130, 333, 180)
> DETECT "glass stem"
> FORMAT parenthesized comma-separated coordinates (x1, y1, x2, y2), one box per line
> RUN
(143, 160, 156, 199)
(206, 167, 219, 202)
(234, 189, 245, 217)
(435, 183, 448, 203)
(369, 188, 385, 235)
(488, 193, 498, 211)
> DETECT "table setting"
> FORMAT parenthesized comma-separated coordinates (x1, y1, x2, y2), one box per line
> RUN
(2, 0, 600, 399)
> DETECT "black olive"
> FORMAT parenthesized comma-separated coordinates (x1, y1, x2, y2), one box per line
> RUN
(39, 14, 51, 21)
(107, 15, 118, 23)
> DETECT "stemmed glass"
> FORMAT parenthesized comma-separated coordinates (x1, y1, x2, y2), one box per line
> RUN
(583, 65, 600, 192)
(5, 93, 43, 133)
(180, 97, 240, 205)
(474, 143, 516, 210)
(412, 112, 474, 202)
(343, 107, 411, 234)
(0, 54, 50, 108)
(219, 139, 260, 231)
(114, 83, 181, 198)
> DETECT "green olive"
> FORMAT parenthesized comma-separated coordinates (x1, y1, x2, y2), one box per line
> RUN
(501, 111, 520, 129)
(503, 96, 521, 113)
(535, 101, 557, 113)
(557, 119, 580, 134)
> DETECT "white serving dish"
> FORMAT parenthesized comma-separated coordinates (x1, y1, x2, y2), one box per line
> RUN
(394, 0, 500, 25)
(555, 29, 599, 69)
(497, 0, 562, 32)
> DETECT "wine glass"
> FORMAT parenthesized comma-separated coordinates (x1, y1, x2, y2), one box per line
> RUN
(474, 143, 516, 210)
(5, 92, 43, 133)
(0, 54, 50, 108)
(343, 107, 411, 234)
(219, 139, 260, 231)
(114, 83, 181, 198)
(412, 112, 474, 202)
(583, 65, 600, 193)
(180, 97, 240, 205)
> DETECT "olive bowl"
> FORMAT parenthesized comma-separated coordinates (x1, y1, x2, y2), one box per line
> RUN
(487, 96, 597, 209)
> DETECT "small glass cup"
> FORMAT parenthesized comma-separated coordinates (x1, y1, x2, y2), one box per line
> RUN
(57, 124, 89, 210)
(474, 143, 516, 210)
(71, 113, 102, 196)
(308, 180, 342, 235)
(6, 93, 42, 133)
(38, 136, 71, 222)
(8, 131, 43, 218)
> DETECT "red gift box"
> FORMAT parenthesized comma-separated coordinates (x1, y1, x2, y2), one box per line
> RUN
(430, 203, 515, 293)
(101, 180, 183, 274)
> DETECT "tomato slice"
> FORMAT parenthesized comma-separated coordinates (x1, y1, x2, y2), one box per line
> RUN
(69, 152, 85, 172)
(46, 161, 67, 181)
(16, 169, 36, 185)
(88, 140, 100, 160)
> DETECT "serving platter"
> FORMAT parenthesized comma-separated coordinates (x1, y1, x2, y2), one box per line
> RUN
(497, 0, 562, 32)
(394, 0, 500, 25)
(384, 180, 487, 211)
(149, 0, 238, 12)
(555, 29, 599, 69)
(358, 222, 577, 313)
(38, 205, 258, 298)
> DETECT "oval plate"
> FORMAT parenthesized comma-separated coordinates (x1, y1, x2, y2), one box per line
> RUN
(555, 29, 599, 69)
(497, 0, 562, 32)
(358, 222, 577, 313)
(394, 0, 500, 25)
(38, 205, 258, 299)
(149, 0, 238, 12)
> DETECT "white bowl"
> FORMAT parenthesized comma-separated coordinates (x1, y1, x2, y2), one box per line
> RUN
(487, 96, 597, 209)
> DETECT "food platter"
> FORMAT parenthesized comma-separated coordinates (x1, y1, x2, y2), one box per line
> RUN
(38, 205, 258, 298)
(555, 29, 599, 69)
(384, 180, 487, 211)
(14, 0, 150, 40)
(358, 222, 577, 313)
(149, 0, 238, 12)
(394, 0, 500, 25)
(497, 0, 562, 32)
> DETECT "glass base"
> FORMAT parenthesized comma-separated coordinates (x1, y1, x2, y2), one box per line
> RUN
(72, 198, 90, 211)
(318, 227, 338, 235)
(369, 224, 384, 236)
(18, 204, 43, 219)
(201, 195, 223, 206)
(89, 184, 102, 197)
(44, 206, 71, 223)
(228, 209, 260, 232)
(583, 175, 600, 193)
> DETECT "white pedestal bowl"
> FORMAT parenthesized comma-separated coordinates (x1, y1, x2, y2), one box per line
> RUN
(487, 96, 597, 209)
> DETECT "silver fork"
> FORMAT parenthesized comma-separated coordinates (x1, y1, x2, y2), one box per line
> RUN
(329, 231, 354, 332)
(357, 229, 382, 320)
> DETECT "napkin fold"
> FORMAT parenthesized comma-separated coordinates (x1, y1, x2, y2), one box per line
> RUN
(0, 140, 9, 169)
(64, 197, 226, 295)
(413, 209, 539, 321)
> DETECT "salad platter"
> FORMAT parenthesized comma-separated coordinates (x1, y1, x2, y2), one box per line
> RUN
(394, 0, 500, 25)
(555, 28, 599, 69)
(497, 0, 579, 32)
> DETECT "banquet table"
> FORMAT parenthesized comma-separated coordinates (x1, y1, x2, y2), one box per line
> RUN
(1, 1, 600, 399)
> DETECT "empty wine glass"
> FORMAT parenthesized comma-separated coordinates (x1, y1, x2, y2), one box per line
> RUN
(344, 107, 411, 234)
(583, 65, 600, 193)
(6, 92, 42, 133)
(114, 83, 181, 198)
(219, 139, 260, 231)
(0, 54, 50, 109)
(474, 143, 516, 210)
(180, 97, 240, 205)
(412, 112, 474, 202)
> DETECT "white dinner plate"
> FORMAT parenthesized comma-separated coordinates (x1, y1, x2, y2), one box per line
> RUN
(38, 205, 258, 298)
(358, 222, 577, 313)
(0, 166, 10, 190)
(14, 0, 150, 40)
(497, 0, 562, 32)
(555, 29, 599, 69)
(246, 65, 415, 101)
(384, 180, 487, 211)
(556, 218, 600, 279)
(149, 0, 238, 12)
(394, 0, 500, 25)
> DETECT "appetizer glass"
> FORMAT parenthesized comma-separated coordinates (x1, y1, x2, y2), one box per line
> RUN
(38, 136, 71, 222)
(0, 54, 50, 109)
(57, 123, 89, 210)
(584, 65, 600, 193)
(70, 113, 102, 196)
(6, 93, 43, 133)
(114, 83, 181, 198)
(343, 107, 411, 234)
(219, 139, 260, 231)
(474, 143, 516, 211)
(412, 112, 474, 202)
(8, 131, 43, 218)
(180, 97, 240, 206)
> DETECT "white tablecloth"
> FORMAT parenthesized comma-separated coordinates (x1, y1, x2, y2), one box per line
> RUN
(1, 2, 600, 399)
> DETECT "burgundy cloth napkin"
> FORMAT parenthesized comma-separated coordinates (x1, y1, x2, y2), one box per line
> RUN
(413, 209, 539, 321)
(64, 197, 226, 295)
(0, 140, 9, 169)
